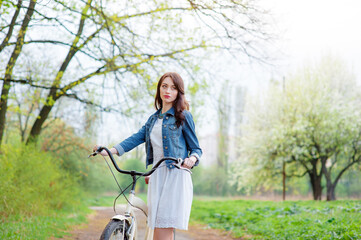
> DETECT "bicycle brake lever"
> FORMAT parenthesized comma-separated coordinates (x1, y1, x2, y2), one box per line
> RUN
(88, 152, 98, 158)
(88, 146, 103, 158)
(172, 158, 192, 174)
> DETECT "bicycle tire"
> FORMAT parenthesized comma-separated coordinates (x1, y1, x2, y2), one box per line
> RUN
(100, 219, 129, 240)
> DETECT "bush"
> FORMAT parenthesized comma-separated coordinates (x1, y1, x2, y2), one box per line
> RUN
(37, 118, 116, 194)
(57, 149, 116, 194)
(0, 143, 82, 216)
(193, 165, 239, 196)
(117, 158, 148, 193)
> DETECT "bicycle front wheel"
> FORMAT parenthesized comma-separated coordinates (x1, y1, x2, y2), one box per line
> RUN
(100, 219, 129, 240)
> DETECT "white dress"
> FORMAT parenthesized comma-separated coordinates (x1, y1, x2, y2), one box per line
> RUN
(147, 118, 193, 230)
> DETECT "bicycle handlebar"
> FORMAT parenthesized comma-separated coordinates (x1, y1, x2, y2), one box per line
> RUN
(89, 146, 181, 177)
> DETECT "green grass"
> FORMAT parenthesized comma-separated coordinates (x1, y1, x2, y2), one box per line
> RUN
(0, 207, 90, 240)
(190, 199, 361, 240)
(0, 192, 148, 239)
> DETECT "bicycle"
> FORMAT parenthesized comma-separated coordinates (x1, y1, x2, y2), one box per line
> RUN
(89, 146, 191, 240)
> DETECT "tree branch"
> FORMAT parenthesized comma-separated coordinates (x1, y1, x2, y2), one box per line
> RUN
(333, 156, 361, 187)
(0, 78, 59, 90)
(51, 0, 92, 89)
(0, 0, 22, 52)
(5, 40, 102, 61)
(63, 92, 123, 114)
(57, 45, 205, 97)
(285, 170, 308, 178)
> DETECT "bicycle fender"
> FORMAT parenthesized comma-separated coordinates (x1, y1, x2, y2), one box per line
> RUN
(111, 215, 136, 239)
(111, 215, 129, 221)
(132, 196, 148, 217)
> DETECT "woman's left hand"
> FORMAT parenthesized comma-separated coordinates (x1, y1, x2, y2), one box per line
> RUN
(182, 156, 197, 169)
(145, 176, 150, 184)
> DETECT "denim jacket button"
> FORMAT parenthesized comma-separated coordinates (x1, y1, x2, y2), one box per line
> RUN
(164, 125, 166, 127)
(164, 136, 166, 139)
(166, 117, 169, 119)
(165, 146, 168, 149)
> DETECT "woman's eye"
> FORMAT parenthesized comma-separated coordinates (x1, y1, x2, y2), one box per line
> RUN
(172, 86, 177, 90)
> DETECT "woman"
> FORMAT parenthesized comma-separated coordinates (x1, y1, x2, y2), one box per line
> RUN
(94, 72, 202, 240)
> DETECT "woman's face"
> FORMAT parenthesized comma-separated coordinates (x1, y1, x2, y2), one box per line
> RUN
(160, 77, 178, 106)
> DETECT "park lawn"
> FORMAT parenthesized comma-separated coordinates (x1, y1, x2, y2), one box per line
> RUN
(0, 208, 90, 240)
(190, 198, 361, 240)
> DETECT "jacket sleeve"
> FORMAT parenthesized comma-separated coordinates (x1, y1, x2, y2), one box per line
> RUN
(182, 111, 202, 166)
(113, 124, 146, 156)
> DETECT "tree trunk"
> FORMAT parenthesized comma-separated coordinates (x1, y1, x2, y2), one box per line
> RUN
(309, 172, 323, 200)
(322, 155, 358, 201)
(26, 103, 53, 144)
(282, 162, 286, 201)
(326, 184, 336, 201)
(322, 159, 336, 201)
(26, 0, 92, 143)
(0, 81, 11, 146)
(0, 0, 36, 147)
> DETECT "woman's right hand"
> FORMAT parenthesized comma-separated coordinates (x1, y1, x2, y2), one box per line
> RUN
(93, 144, 100, 152)
(93, 145, 119, 156)
(93, 145, 108, 156)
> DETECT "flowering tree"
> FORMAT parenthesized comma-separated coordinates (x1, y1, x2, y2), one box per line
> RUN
(234, 56, 361, 200)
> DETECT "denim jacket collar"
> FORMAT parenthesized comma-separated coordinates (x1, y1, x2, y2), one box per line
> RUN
(155, 107, 175, 117)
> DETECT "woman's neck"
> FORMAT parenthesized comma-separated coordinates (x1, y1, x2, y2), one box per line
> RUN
(162, 103, 172, 114)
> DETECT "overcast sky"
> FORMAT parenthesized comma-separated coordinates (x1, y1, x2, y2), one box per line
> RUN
(263, 0, 361, 81)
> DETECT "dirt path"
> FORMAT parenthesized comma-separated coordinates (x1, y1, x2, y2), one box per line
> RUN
(56, 205, 240, 240)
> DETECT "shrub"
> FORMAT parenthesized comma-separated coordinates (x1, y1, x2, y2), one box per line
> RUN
(0, 143, 82, 216)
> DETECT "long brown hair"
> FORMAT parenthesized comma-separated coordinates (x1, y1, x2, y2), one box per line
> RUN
(154, 72, 189, 127)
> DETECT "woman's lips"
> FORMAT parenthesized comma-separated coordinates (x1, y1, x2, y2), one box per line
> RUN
(164, 95, 170, 99)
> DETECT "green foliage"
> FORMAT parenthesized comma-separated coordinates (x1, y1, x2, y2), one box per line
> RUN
(335, 168, 361, 198)
(191, 199, 361, 239)
(116, 158, 148, 193)
(0, 143, 82, 216)
(193, 164, 239, 196)
(37, 118, 116, 194)
(0, 139, 116, 239)
(56, 149, 116, 194)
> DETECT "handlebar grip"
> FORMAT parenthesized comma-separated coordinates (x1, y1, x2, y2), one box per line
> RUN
(88, 152, 97, 158)
(88, 146, 104, 158)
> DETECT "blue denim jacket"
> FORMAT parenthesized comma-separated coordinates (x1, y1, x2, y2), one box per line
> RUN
(113, 107, 202, 168)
